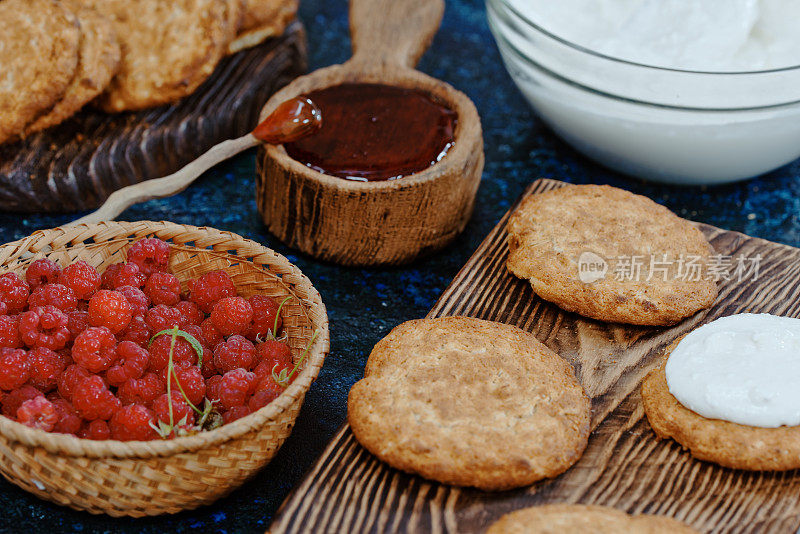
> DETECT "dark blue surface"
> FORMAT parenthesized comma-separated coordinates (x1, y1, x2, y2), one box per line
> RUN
(0, 1, 799, 532)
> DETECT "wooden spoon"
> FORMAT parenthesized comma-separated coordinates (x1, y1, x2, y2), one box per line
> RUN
(70, 96, 322, 225)
(255, 0, 484, 266)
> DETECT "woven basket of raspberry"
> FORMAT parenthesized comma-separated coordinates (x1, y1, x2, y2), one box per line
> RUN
(0, 221, 329, 516)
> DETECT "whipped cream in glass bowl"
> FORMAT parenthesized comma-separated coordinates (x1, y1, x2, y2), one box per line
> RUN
(486, 0, 800, 185)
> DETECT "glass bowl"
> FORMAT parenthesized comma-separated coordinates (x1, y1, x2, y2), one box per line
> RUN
(486, 0, 800, 185)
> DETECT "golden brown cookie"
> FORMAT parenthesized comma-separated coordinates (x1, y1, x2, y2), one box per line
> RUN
(506, 184, 718, 326)
(227, 0, 297, 54)
(486, 504, 698, 534)
(642, 339, 800, 471)
(0, 0, 80, 144)
(348, 317, 591, 491)
(25, 1, 121, 134)
(85, 0, 238, 112)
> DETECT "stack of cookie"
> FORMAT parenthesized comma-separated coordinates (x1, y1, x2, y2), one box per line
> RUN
(0, 0, 297, 145)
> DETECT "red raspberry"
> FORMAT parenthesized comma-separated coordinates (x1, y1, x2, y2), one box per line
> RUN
(116, 285, 149, 317)
(106, 341, 149, 386)
(17, 396, 58, 431)
(57, 364, 92, 401)
(118, 315, 151, 347)
(115, 262, 148, 288)
(175, 300, 203, 327)
(213, 335, 256, 373)
(211, 297, 253, 336)
(148, 334, 198, 371)
(88, 290, 133, 333)
(19, 305, 70, 350)
(205, 375, 222, 401)
(163, 363, 205, 405)
(127, 238, 171, 276)
(100, 263, 122, 290)
(153, 391, 196, 429)
(27, 347, 68, 392)
(101, 262, 146, 290)
(25, 258, 62, 290)
(253, 359, 294, 388)
(145, 305, 182, 334)
(254, 339, 292, 371)
(118, 373, 165, 407)
(222, 405, 251, 424)
(183, 324, 204, 346)
(199, 346, 216, 378)
(188, 270, 236, 313)
(72, 375, 120, 421)
(73, 327, 118, 373)
(59, 261, 101, 300)
(0, 314, 22, 348)
(66, 310, 89, 340)
(109, 404, 158, 441)
(249, 378, 284, 411)
(1, 385, 41, 417)
(144, 272, 181, 306)
(217, 369, 256, 410)
(29, 283, 77, 312)
(51, 398, 82, 435)
(200, 318, 223, 348)
(0, 273, 29, 315)
(0, 348, 30, 390)
(78, 419, 110, 440)
(246, 295, 283, 340)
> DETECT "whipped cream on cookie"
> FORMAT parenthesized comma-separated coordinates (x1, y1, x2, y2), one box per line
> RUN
(665, 313, 800, 428)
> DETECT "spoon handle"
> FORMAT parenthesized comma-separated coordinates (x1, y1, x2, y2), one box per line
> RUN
(349, 0, 445, 68)
(70, 134, 258, 226)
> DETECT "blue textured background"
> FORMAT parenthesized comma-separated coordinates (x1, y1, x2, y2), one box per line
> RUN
(0, 1, 798, 532)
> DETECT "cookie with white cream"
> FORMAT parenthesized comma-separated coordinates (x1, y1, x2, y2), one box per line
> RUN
(642, 313, 800, 470)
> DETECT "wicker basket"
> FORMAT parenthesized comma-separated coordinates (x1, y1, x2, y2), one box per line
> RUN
(0, 221, 330, 517)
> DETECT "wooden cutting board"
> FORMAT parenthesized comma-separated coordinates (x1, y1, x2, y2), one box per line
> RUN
(269, 178, 800, 534)
(0, 21, 306, 214)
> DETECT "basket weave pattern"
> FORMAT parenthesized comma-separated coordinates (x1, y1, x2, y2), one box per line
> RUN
(0, 221, 330, 517)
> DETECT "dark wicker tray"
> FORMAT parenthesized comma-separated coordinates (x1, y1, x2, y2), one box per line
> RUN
(0, 21, 306, 213)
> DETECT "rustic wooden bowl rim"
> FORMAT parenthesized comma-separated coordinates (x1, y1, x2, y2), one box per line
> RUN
(259, 62, 482, 192)
(0, 221, 330, 459)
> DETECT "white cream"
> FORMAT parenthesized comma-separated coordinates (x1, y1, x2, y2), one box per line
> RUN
(665, 314, 800, 428)
(511, 0, 800, 71)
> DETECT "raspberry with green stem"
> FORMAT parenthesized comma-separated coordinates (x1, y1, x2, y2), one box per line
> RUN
(272, 329, 319, 387)
(148, 326, 212, 438)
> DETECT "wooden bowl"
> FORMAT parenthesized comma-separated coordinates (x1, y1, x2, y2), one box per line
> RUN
(256, 0, 484, 266)
(0, 221, 329, 517)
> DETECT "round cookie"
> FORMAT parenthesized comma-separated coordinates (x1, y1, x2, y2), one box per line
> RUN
(239, 0, 296, 31)
(228, 0, 298, 54)
(487, 504, 698, 534)
(86, 0, 239, 112)
(25, 1, 121, 135)
(642, 339, 800, 471)
(348, 317, 591, 491)
(506, 184, 718, 326)
(0, 0, 80, 144)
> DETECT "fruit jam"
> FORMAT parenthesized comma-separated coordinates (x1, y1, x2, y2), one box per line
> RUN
(283, 83, 458, 182)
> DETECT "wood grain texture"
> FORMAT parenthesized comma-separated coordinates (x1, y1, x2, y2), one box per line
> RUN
(0, 21, 307, 214)
(349, 0, 444, 68)
(269, 179, 800, 534)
